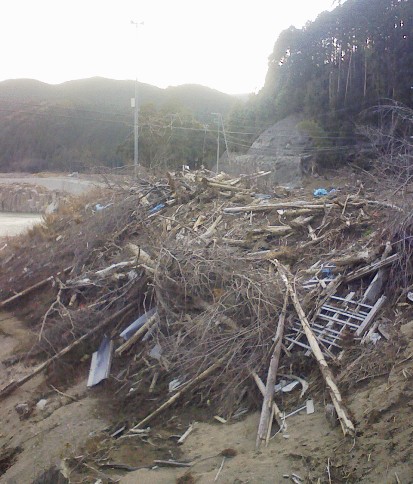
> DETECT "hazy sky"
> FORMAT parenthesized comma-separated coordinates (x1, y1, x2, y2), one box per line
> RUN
(1, 0, 336, 94)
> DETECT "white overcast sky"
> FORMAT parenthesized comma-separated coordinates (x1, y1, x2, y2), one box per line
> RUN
(1, 0, 336, 94)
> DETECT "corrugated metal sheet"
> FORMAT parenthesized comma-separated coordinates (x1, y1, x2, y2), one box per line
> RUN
(87, 335, 114, 387)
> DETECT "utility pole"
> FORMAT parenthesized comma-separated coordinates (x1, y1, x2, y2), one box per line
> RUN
(212, 112, 230, 172)
(212, 113, 220, 172)
(220, 113, 230, 163)
(131, 20, 143, 177)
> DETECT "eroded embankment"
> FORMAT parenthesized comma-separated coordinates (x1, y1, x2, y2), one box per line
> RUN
(0, 183, 60, 214)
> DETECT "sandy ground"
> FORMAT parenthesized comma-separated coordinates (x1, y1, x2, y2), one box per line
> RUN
(1, 311, 413, 483)
(121, 411, 338, 484)
(0, 312, 108, 483)
(0, 213, 43, 237)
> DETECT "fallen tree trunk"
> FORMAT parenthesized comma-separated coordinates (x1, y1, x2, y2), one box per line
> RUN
(274, 260, 355, 436)
(0, 303, 136, 400)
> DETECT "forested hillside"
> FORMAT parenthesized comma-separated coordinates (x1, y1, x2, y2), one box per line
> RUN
(0, 78, 236, 172)
(228, 0, 413, 160)
(1, 0, 411, 173)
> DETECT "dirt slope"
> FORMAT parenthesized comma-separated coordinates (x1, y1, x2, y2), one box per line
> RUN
(1, 311, 412, 483)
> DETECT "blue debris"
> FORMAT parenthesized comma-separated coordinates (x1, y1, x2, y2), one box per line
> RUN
(87, 335, 114, 387)
(149, 203, 165, 214)
(313, 188, 338, 198)
(120, 307, 157, 340)
(313, 188, 329, 197)
(321, 267, 334, 277)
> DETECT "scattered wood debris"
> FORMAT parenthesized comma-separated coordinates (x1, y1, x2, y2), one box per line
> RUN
(1, 167, 407, 479)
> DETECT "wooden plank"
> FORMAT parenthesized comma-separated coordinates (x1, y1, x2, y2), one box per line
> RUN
(256, 294, 287, 449)
(355, 295, 387, 336)
(344, 254, 399, 283)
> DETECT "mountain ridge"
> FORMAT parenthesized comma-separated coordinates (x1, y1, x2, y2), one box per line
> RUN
(0, 77, 238, 171)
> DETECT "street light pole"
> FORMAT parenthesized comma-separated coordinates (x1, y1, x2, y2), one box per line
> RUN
(131, 20, 143, 177)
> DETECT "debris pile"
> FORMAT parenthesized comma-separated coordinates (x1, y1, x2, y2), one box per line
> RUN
(0, 167, 408, 461)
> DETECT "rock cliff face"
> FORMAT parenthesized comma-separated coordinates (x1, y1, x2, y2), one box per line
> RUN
(0, 184, 62, 213)
(224, 115, 312, 188)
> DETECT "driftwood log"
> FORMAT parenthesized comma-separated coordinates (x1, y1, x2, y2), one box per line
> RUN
(223, 201, 334, 214)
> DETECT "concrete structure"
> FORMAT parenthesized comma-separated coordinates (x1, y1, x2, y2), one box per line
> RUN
(223, 115, 312, 188)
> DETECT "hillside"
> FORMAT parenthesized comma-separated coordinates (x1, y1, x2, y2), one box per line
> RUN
(0, 77, 237, 172)
(227, 0, 413, 163)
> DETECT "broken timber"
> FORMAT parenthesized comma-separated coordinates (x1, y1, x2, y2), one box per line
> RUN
(223, 201, 335, 214)
(130, 359, 223, 430)
(0, 266, 73, 309)
(344, 253, 399, 283)
(274, 260, 355, 436)
(251, 371, 284, 430)
(256, 293, 288, 449)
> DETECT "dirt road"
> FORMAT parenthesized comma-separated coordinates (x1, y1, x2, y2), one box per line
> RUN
(0, 174, 102, 196)
(0, 213, 42, 237)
